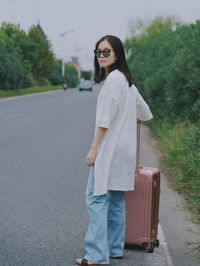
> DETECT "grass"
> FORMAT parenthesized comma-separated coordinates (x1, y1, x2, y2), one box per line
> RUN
(150, 120, 200, 223)
(0, 85, 62, 99)
(149, 120, 200, 255)
(186, 241, 200, 256)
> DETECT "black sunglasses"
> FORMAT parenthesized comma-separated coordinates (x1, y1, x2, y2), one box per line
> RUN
(94, 48, 114, 58)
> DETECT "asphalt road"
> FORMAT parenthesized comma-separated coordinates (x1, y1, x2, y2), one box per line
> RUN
(0, 88, 199, 266)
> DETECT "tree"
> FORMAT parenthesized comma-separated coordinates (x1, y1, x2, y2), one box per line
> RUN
(124, 15, 182, 53)
(0, 22, 36, 64)
(64, 64, 78, 88)
(0, 32, 32, 90)
(125, 18, 200, 123)
(81, 70, 93, 80)
(0, 23, 35, 88)
(49, 60, 78, 88)
(48, 60, 63, 85)
(28, 25, 55, 83)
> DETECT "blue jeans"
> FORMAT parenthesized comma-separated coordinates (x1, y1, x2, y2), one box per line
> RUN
(84, 167, 126, 264)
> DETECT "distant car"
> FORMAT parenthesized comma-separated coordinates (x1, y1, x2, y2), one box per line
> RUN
(79, 79, 93, 92)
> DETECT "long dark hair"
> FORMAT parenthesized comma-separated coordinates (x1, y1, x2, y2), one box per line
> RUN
(93, 35, 133, 87)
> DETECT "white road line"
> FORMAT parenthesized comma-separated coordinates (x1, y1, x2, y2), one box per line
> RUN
(144, 224, 174, 266)
(158, 224, 174, 266)
(4, 113, 22, 121)
(0, 90, 62, 102)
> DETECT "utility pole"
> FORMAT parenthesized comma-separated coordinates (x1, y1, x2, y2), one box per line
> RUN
(74, 46, 86, 83)
(59, 29, 75, 76)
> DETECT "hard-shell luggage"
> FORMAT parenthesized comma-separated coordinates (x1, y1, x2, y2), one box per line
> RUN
(125, 120, 160, 253)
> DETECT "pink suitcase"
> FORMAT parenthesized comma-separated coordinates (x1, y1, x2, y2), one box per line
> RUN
(125, 120, 160, 253)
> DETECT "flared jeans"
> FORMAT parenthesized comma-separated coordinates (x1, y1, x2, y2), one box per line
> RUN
(84, 167, 126, 264)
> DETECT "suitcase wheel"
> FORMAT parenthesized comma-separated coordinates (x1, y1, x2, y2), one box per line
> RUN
(154, 239, 160, 248)
(145, 239, 159, 253)
(145, 243, 154, 253)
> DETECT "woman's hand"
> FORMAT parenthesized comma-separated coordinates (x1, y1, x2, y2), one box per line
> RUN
(85, 127, 107, 166)
(86, 147, 97, 166)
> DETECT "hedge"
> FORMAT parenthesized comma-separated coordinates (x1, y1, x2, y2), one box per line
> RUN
(128, 20, 200, 123)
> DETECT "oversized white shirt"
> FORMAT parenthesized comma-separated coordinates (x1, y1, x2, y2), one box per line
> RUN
(93, 69, 153, 196)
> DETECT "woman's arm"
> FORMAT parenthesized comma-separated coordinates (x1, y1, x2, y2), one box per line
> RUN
(135, 86, 153, 121)
(86, 127, 107, 166)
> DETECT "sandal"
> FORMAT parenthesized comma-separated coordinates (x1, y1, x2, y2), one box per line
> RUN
(76, 258, 109, 265)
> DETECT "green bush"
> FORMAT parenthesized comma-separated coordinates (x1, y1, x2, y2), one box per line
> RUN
(0, 23, 35, 89)
(0, 23, 37, 66)
(48, 60, 63, 85)
(81, 70, 93, 80)
(127, 20, 200, 123)
(0, 32, 32, 90)
(49, 60, 78, 88)
(126, 17, 200, 223)
(0, 22, 55, 90)
(65, 64, 78, 88)
(152, 121, 200, 221)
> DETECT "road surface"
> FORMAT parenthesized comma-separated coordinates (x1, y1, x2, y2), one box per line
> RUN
(0, 88, 199, 266)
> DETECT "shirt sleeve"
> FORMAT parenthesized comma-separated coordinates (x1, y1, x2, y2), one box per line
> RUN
(134, 85, 153, 121)
(96, 74, 121, 128)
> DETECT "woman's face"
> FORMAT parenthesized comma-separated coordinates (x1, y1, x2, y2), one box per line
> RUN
(97, 40, 117, 70)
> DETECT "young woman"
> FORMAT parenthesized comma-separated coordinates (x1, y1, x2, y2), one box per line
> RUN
(76, 35, 153, 265)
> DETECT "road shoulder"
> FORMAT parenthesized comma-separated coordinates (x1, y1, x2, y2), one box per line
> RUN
(141, 124, 200, 266)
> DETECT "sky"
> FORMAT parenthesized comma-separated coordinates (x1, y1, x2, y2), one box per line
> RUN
(0, 0, 200, 70)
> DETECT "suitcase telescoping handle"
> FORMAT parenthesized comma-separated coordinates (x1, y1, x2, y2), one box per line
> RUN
(135, 119, 141, 176)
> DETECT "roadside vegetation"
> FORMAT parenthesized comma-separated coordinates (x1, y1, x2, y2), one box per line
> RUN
(152, 121, 200, 221)
(125, 16, 200, 253)
(0, 85, 62, 99)
(0, 22, 78, 95)
(80, 70, 93, 80)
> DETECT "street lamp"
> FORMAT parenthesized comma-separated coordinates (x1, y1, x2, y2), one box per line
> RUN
(59, 29, 75, 37)
(59, 29, 75, 76)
